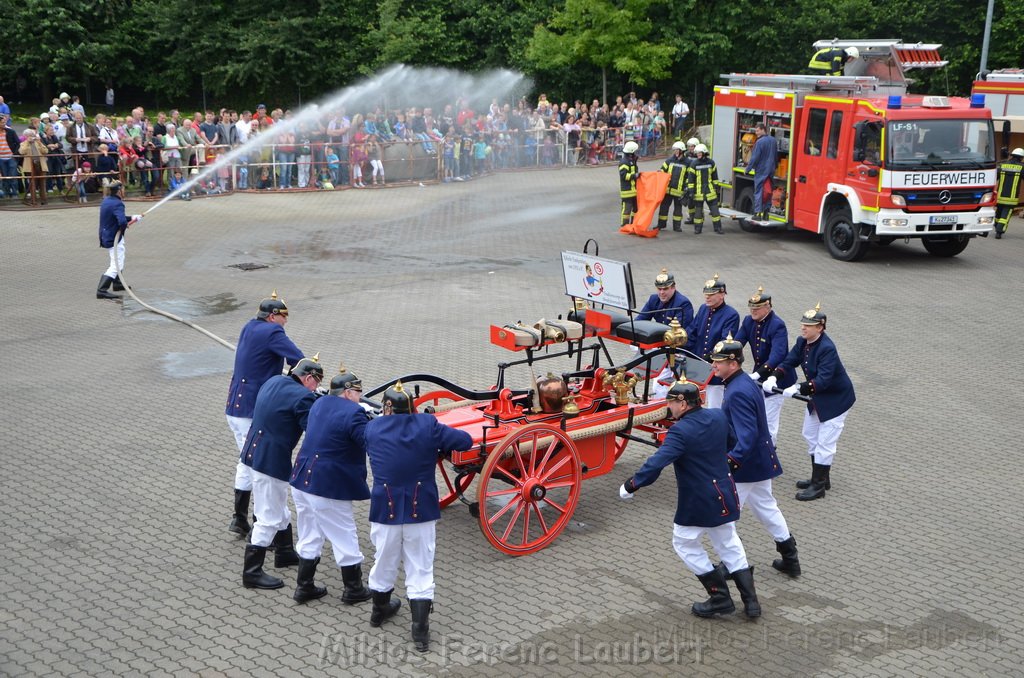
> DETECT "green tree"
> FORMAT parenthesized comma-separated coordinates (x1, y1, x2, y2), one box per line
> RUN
(526, 0, 676, 104)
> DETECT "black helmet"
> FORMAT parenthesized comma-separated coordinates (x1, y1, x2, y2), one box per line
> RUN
(702, 272, 726, 295)
(666, 379, 702, 407)
(257, 290, 289, 319)
(747, 285, 772, 308)
(800, 302, 827, 326)
(654, 268, 675, 289)
(710, 334, 744, 363)
(382, 380, 415, 414)
(329, 363, 362, 396)
(291, 354, 323, 382)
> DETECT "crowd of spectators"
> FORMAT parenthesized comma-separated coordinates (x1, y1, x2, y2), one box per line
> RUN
(0, 89, 692, 206)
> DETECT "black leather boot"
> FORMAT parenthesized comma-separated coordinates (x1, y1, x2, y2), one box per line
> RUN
(410, 599, 432, 652)
(693, 221, 703, 234)
(340, 564, 372, 604)
(772, 535, 801, 577)
(110, 273, 129, 291)
(243, 544, 284, 589)
(293, 557, 328, 603)
(272, 524, 300, 567)
(796, 457, 831, 490)
(796, 464, 828, 501)
(96, 275, 121, 300)
(691, 567, 735, 617)
(369, 589, 402, 627)
(228, 490, 251, 536)
(730, 567, 761, 618)
(657, 222, 667, 230)
(713, 221, 723, 234)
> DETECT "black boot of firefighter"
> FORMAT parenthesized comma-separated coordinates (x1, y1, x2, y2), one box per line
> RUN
(772, 535, 802, 577)
(796, 456, 831, 490)
(96, 275, 121, 300)
(796, 464, 829, 501)
(272, 524, 300, 567)
(228, 489, 251, 536)
(730, 567, 761, 618)
(243, 544, 284, 589)
(340, 563, 373, 604)
(369, 589, 402, 627)
(410, 599, 433, 652)
(293, 557, 328, 603)
(691, 566, 735, 617)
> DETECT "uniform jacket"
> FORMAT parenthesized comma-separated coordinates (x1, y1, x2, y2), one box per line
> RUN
(660, 154, 687, 196)
(686, 303, 740, 384)
(686, 156, 719, 200)
(619, 158, 638, 197)
(779, 332, 856, 422)
(721, 371, 782, 483)
(225, 318, 304, 419)
(241, 375, 318, 481)
(98, 195, 128, 248)
(638, 290, 693, 327)
(808, 48, 846, 75)
(365, 413, 473, 525)
(996, 159, 1022, 206)
(746, 134, 779, 179)
(630, 407, 740, 527)
(290, 396, 370, 501)
(735, 311, 796, 390)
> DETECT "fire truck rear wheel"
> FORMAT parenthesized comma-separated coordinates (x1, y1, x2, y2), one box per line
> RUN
(824, 206, 868, 262)
(736, 187, 758, 232)
(921, 235, 970, 258)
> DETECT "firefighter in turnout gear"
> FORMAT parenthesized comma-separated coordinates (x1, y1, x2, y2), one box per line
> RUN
(995, 148, 1023, 239)
(619, 141, 639, 227)
(686, 144, 723, 234)
(683, 137, 700, 225)
(658, 141, 688, 231)
(808, 46, 859, 76)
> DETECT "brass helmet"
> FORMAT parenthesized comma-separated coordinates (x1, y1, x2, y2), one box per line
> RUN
(702, 272, 726, 295)
(382, 380, 415, 414)
(654, 268, 675, 289)
(257, 290, 288, 319)
(666, 379, 702, 407)
(710, 333, 744, 363)
(291, 353, 323, 382)
(747, 285, 772, 308)
(329, 362, 362, 396)
(537, 373, 568, 413)
(800, 302, 827, 326)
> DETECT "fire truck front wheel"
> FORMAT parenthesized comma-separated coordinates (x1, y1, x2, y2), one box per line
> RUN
(921, 235, 971, 258)
(824, 206, 869, 262)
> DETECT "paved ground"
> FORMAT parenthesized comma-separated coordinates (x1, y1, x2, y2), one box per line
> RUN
(1, 162, 1021, 677)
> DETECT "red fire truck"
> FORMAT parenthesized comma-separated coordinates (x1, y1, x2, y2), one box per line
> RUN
(973, 69, 1024, 206)
(712, 40, 997, 261)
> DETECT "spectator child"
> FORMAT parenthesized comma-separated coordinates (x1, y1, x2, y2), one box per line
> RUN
(442, 131, 455, 182)
(169, 168, 191, 200)
(325, 146, 341, 187)
(71, 161, 93, 203)
(366, 135, 384, 185)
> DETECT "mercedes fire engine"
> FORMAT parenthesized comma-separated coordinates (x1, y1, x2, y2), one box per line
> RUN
(712, 39, 997, 261)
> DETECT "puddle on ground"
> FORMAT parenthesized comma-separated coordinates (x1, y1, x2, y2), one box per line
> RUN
(161, 346, 234, 378)
(122, 291, 246, 320)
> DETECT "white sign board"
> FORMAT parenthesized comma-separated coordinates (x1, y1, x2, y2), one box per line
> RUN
(882, 169, 996, 189)
(561, 251, 635, 310)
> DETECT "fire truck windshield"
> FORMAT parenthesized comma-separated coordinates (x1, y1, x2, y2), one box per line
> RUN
(886, 119, 995, 169)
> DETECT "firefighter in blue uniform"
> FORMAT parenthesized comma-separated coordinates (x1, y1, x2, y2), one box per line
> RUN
(657, 141, 688, 231)
(686, 144, 723, 234)
(734, 286, 794, 445)
(710, 336, 801, 578)
(808, 46, 859, 76)
(618, 140, 639, 227)
(762, 303, 856, 501)
(365, 381, 473, 652)
(744, 123, 780, 222)
(619, 379, 760, 618)
(685, 273, 740, 408)
(225, 291, 304, 537)
(240, 356, 322, 590)
(96, 180, 141, 299)
(638, 269, 694, 327)
(288, 365, 374, 605)
(994, 147, 1023, 239)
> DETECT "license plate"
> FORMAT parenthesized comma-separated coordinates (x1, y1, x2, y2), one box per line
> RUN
(929, 215, 958, 225)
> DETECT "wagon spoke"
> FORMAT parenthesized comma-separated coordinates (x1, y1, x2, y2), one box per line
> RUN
(540, 496, 569, 514)
(521, 501, 531, 543)
(490, 464, 524, 487)
(501, 500, 526, 542)
(539, 454, 572, 483)
(488, 494, 523, 525)
(533, 438, 559, 477)
(532, 502, 549, 534)
(483, 486, 522, 498)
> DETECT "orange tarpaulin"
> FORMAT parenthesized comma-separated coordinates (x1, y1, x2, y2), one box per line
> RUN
(618, 171, 671, 238)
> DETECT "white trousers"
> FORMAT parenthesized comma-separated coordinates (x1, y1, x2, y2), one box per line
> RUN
(763, 394, 784, 445)
(251, 470, 291, 547)
(368, 521, 436, 600)
(672, 522, 748, 575)
(103, 238, 125, 278)
(801, 408, 850, 467)
(293, 489, 364, 566)
(704, 384, 724, 409)
(736, 479, 790, 542)
(226, 415, 253, 491)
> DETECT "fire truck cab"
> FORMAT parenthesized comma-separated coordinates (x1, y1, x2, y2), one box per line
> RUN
(713, 39, 997, 261)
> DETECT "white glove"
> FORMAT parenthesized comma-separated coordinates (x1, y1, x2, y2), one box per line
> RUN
(129, 214, 143, 224)
(618, 484, 635, 500)
(782, 384, 800, 398)
(750, 368, 762, 379)
(761, 376, 777, 393)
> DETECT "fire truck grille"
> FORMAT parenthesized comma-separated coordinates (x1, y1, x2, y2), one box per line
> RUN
(894, 188, 988, 208)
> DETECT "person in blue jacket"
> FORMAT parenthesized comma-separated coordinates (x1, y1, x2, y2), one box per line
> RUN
(710, 336, 800, 578)
(762, 303, 856, 501)
(96, 180, 141, 299)
(225, 291, 304, 537)
(685, 273, 739, 408)
(364, 381, 473, 652)
(240, 356, 322, 590)
(734, 286, 794, 445)
(619, 379, 760, 619)
(638, 269, 694, 327)
(289, 365, 373, 604)
(744, 123, 778, 221)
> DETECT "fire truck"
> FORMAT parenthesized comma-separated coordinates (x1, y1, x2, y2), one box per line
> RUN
(973, 69, 1024, 206)
(712, 39, 997, 261)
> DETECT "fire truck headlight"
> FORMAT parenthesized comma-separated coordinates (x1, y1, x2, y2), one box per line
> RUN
(880, 217, 909, 227)
(978, 216, 994, 225)
(891, 195, 906, 207)
(981, 192, 994, 203)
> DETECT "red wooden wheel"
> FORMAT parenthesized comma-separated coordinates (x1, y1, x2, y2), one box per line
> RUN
(477, 423, 582, 556)
(415, 390, 476, 508)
